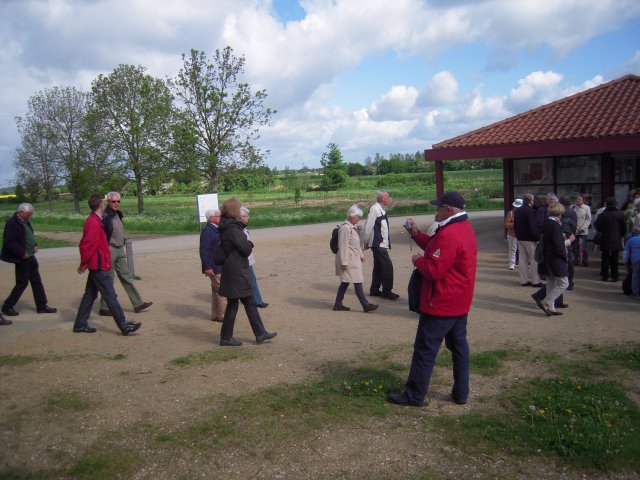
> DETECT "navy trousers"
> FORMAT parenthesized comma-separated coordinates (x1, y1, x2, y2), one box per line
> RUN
(74, 269, 126, 330)
(405, 313, 470, 405)
(370, 247, 394, 294)
(3, 256, 48, 310)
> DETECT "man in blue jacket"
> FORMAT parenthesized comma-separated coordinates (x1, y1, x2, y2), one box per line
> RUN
(1, 203, 56, 316)
(200, 209, 226, 322)
(514, 193, 543, 287)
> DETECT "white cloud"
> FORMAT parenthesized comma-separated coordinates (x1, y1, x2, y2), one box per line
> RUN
(417, 71, 459, 108)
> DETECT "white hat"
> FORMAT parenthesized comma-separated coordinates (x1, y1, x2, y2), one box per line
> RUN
(512, 198, 523, 208)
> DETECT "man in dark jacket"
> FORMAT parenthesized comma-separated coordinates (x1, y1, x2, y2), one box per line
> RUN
(595, 197, 627, 281)
(73, 194, 141, 335)
(514, 193, 543, 287)
(199, 209, 226, 322)
(1, 203, 56, 316)
(99, 191, 152, 316)
(560, 196, 577, 290)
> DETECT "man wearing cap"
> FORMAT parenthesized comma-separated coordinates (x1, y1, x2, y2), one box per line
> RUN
(505, 199, 522, 270)
(363, 190, 399, 300)
(387, 191, 477, 407)
(514, 193, 543, 287)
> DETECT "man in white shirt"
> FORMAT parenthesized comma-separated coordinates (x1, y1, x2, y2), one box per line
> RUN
(363, 190, 399, 300)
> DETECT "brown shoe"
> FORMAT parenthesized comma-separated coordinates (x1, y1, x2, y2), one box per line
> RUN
(0, 316, 12, 326)
(363, 304, 379, 313)
(333, 305, 350, 311)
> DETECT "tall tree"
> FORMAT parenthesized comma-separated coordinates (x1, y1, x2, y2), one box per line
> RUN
(320, 143, 348, 191)
(91, 64, 173, 213)
(14, 117, 61, 212)
(171, 47, 275, 192)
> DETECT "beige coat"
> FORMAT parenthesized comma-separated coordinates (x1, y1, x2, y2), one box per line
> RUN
(334, 221, 365, 283)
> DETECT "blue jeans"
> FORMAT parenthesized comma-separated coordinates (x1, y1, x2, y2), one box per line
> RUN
(405, 313, 470, 405)
(74, 269, 126, 330)
(249, 266, 264, 304)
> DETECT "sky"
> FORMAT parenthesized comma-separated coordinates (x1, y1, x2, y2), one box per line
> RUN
(1, 0, 639, 188)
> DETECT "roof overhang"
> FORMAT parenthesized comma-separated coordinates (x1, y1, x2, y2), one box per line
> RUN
(425, 135, 640, 161)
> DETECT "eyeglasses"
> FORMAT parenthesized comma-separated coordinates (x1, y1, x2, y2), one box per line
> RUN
(110, 200, 120, 203)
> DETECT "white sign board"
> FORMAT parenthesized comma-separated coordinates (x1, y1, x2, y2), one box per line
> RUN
(196, 193, 219, 223)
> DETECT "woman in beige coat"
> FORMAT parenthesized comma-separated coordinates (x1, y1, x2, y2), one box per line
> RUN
(333, 205, 379, 313)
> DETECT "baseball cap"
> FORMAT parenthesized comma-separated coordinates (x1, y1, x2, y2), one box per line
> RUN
(430, 191, 466, 210)
(512, 199, 523, 208)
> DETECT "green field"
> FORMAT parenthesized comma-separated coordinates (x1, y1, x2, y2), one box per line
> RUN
(0, 170, 503, 235)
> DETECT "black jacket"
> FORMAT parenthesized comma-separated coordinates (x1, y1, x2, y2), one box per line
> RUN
(539, 218, 568, 278)
(217, 216, 254, 299)
(102, 207, 124, 243)
(1, 213, 34, 264)
(595, 207, 626, 251)
(514, 204, 540, 241)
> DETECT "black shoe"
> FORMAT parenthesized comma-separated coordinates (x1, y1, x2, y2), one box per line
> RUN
(256, 331, 277, 344)
(99, 309, 112, 316)
(449, 393, 467, 405)
(566, 285, 574, 291)
(387, 392, 422, 407)
(531, 293, 544, 310)
(2, 306, 19, 316)
(363, 304, 379, 313)
(256, 303, 269, 308)
(73, 325, 97, 333)
(530, 283, 544, 288)
(520, 282, 532, 287)
(121, 321, 142, 336)
(369, 291, 382, 297)
(134, 301, 153, 313)
(37, 306, 57, 314)
(333, 305, 351, 311)
(220, 337, 242, 346)
(0, 316, 13, 326)
(549, 310, 563, 316)
(557, 303, 569, 308)
(382, 292, 399, 300)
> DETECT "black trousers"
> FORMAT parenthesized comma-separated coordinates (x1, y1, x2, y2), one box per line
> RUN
(600, 250, 620, 280)
(370, 247, 394, 294)
(3, 256, 48, 309)
(221, 296, 266, 340)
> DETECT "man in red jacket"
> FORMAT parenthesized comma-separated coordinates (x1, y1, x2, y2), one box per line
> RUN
(388, 191, 477, 407)
(72, 194, 142, 335)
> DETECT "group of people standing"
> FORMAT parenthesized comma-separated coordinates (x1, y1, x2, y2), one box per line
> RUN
(505, 190, 640, 316)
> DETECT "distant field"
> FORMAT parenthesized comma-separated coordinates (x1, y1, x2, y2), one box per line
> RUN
(0, 170, 503, 235)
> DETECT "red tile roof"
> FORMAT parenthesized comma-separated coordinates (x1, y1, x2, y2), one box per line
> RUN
(427, 74, 640, 160)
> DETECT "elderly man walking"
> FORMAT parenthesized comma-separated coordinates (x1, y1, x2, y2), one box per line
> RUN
(99, 191, 152, 316)
(73, 194, 142, 335)
(1, 203, 56, 316)
(363, 190, 399, 300)
(387, 191, 477, 407)
(199, 209, 227, 322)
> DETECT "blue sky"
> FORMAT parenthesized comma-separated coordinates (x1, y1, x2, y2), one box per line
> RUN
(1, 0, 639, 188)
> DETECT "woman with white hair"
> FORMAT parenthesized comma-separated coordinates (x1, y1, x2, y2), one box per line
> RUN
(333, 204, 379, 313)
(240, 207, 268, 308)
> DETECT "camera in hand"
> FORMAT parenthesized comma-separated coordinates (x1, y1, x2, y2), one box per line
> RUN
(404, 218, 413, 229)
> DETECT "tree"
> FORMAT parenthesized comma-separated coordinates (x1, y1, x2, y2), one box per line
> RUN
(91, 64, 173, 213)
(14, 117, 61, 211)
(320, 143, 348, 191)
(171, 47, 275, 192)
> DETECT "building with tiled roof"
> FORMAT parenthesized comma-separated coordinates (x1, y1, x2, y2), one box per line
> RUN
(425, 74, 640, 211)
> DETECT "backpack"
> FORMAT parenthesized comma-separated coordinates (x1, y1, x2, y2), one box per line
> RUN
(330, 224, 341, 254)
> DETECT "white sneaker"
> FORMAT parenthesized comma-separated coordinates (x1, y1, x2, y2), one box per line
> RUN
(508, 265, 515, 270)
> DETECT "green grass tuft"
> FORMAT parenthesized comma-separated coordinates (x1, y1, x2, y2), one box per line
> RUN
(170, 348, 250, 367)
(44, 391, 93, 413)
(69, 451, 140, 480)
(0, 355, 39, 367)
